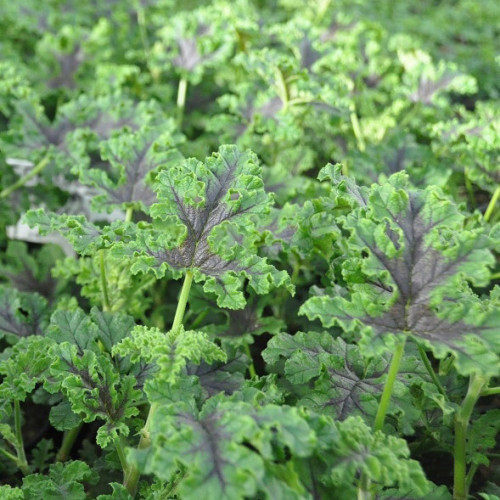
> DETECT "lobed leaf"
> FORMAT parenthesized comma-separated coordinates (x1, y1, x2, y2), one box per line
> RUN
(301, 171, 500, 376)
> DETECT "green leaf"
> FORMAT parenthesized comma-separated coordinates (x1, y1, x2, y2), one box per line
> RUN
(0, 336, 53, 401)
(49, 400, 82, 431)
(0, 285, 49, 340)
(300, 172, 500, 376)
(135, 395, 316, 500)
(22, 460, 95, 500)
(0, 485, 23, 500)
(116, 145, 293, 308)
(47, 334, 141, 447)
(264, 332, 429, 430)
(467, 410, 500, 466)
(80, 125, 184, 213)
(305, 415, 432, 499)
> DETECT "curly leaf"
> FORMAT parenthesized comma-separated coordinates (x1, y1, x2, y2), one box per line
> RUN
(21, 461, 95, 500)
(113, 325, 226, 385)
(133, 396, 316, 500)
(301, 171, 500, 376)
(118, 145, 292, 308)
(80, 125, 184, 213)
(47, 339, 141, 447)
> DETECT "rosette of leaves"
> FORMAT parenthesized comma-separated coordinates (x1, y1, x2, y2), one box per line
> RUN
(114, 144, 293, 308)
(77, 124, 184, 214)
(301, 165, 500, 376)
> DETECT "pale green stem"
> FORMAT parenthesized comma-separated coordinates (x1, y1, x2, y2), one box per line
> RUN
(176, 76, 188, 128)
(0, 154, 51, 199)
(453, 374, 489, 500)
(491, 271, 500, 280)
(125, 207, 134, 223)
(0, 446, 19, 463)
(374, 338, 406, 431)
(480, 386, 500, 397)
(417, 344, 446, 397)
(357, 338, 407, 500)
(14, 400, 30, 475)
(124, 270, 194, 497)
(484, 185, 500, 222)
(275, 67, 289, 111)
(244, 343, 257, 379)
(100, 250, 111, 312)
(116, 436, 135, 485)
(133, 0, 158, 83)
(349, 102, 366, 152)
(56, 422, 83, 462)
(466, 462, 479, 490)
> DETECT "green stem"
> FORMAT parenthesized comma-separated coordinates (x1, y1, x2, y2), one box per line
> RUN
(56, 423, 83, 462)
(417, 344, 446, 397)
(484, 185, 500, 222)
(466, 462, 479, 490)
(374, 338, 406, 431)
(357, 338, 406, 500)
(171, 270, 193, 333)
(176, 76, 188, 128)
(453, 374, 489, 500)
(491, 271, 500, 280)
(124, 270, 194, 497)
(133, 0, 158, 83)
(244, 343, 257, 378)
(100, 250, 111, 312)
(0, 154, 51, 199)
(275, 67, 289, 111)
(125, 207, 134, 223)
(0, 446, 19, 463)
(115, 436, 135, 486)
(349, 103, 366, 152)
(14, 400, 29, 475)
(480, 386, 500, 397)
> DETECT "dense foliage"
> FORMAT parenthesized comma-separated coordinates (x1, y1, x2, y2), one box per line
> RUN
(0, 0, 499, 499)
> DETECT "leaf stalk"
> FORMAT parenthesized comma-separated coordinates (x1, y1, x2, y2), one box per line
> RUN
(484, 185, 500, 222)
(0, 154, 51, 199)
(374, 338, 406, 431)
(56, 422, 83, 462)
(453, 373, 489, 500)
(14, 400, 30, 475)
(100, 250, 112, 312)
(124, 270, 194, 497)
(176, 76, 188, 128)
(417, 344, 446, 396)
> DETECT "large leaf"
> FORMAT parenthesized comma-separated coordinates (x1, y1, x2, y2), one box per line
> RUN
(117, 145, 293, 308)
(133, 395, 316, 500)
(301, 168, 500, 376)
